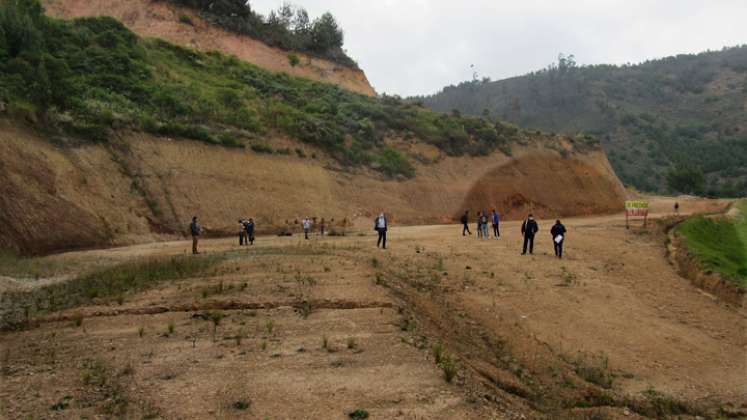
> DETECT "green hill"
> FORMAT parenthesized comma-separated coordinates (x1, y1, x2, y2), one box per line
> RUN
(0, 0, 581, 180)
(417, 49, 747, 197)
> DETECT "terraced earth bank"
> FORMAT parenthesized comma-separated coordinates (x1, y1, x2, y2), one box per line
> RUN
(1, 197, 744, 419)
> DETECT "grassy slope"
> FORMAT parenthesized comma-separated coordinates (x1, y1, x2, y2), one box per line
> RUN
(0, 2, 592, 179)
(676, 200, 747, 287)
(418, 47, 747, 195)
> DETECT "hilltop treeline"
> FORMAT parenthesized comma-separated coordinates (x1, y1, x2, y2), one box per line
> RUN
(165, 0, 355, 67)
(417, 49, 747, 197)
(0, 0, 575, 179)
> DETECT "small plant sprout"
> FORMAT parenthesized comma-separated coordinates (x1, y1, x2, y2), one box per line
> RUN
(432, 342, 444, 364)
(265, 319, 274, 335)
(440, 354, 458, 383)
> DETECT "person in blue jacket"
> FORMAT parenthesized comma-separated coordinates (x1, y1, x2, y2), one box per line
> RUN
(491, 209, 500, 238)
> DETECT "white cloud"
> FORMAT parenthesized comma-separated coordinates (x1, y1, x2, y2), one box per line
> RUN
(251, 0, 747, 96)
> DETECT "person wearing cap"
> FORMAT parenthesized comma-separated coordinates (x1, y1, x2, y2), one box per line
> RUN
(520, 214, 539, 255)
(550, 219, 567, 258)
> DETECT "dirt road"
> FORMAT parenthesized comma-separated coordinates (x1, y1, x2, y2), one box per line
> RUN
(1, 197, 744, 419)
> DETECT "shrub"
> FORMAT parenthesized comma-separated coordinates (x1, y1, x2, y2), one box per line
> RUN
(287, 53, 300, 67)
(250, 143, 274, 154)
(178, 14, 193, 25)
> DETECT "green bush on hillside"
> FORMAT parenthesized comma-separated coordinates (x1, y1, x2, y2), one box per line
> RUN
(0, 0, 536, 179)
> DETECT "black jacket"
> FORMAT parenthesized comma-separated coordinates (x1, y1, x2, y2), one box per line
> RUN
(550, 223, 566, 239)
(521, 219, 538, 237)
(460, 214, 469, 224)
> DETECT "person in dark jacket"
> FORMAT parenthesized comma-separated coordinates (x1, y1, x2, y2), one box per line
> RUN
(521, 214, 539, 255)
(245, 218, 255, 245)
(190, 216, 201, 255)
(375, 212, 388, 249)
(550, 219, 566, 258)
(460, 210, 471, 236)
(491, 209, 500, 238)
(320, 218, 326, 236)
(476, 211, 483, 238)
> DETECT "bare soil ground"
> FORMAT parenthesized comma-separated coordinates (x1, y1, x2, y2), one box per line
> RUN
(1, 197, 744, 419)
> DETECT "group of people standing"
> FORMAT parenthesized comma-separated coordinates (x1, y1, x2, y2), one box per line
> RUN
(189, 211, 566, 258)
(302, 217, 326, 239)
(461, 209, 501, 239)
(460, 210, 567, 258)
(238, 218, 256, 246)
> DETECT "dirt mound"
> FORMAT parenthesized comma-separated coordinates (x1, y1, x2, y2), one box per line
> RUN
(41, 0, 376, 96)
(461, 155, 624, 219)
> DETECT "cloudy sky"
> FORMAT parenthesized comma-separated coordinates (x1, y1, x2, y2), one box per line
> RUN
(251, 1, 747, 97)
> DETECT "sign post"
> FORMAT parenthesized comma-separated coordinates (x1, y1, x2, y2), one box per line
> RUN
(625, 200, 649, 229)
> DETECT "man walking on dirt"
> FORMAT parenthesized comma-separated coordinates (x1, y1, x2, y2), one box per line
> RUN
(550, 219, 567, 259)
(521, 214, 539, 255)
(491, 209, 500, 238)
(375, 212, 388, 249)
(190, 216, 202, 255)
(461, 210, 471, 236)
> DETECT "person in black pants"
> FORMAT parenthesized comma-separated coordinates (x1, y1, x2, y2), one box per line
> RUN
(238, 219, 246, 245)
(375, 212, 387, 249)
(245, 218, 255, 245)
(460, 210, 471, 236)
(551, 219, 566, 258)
(521, 214, 539, 255)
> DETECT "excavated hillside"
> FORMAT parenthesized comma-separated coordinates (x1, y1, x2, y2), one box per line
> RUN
(41, 0, 376, 96)
(0, 119, 624, 255)
(0, 1, 625, 255)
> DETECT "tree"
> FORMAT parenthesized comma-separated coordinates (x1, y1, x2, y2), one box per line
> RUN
(666, 163, 705, 195)
(311, 12, 343, 52)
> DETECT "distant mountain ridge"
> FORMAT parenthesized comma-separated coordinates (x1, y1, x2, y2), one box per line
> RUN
(417, 47, 747, 197)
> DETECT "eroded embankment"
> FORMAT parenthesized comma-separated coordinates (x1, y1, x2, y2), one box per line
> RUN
(0, 121, 625, 255)
(665, 206, 746, 307)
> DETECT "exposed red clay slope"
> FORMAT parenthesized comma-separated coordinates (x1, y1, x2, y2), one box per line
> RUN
(462, 155, 624, 219)
(41, 0, 376, 96)
(0, 119, 624, 254)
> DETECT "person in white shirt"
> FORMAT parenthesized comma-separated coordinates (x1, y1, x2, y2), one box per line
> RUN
(302, 218, 312, 240)
(374, 212, 388, 249)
